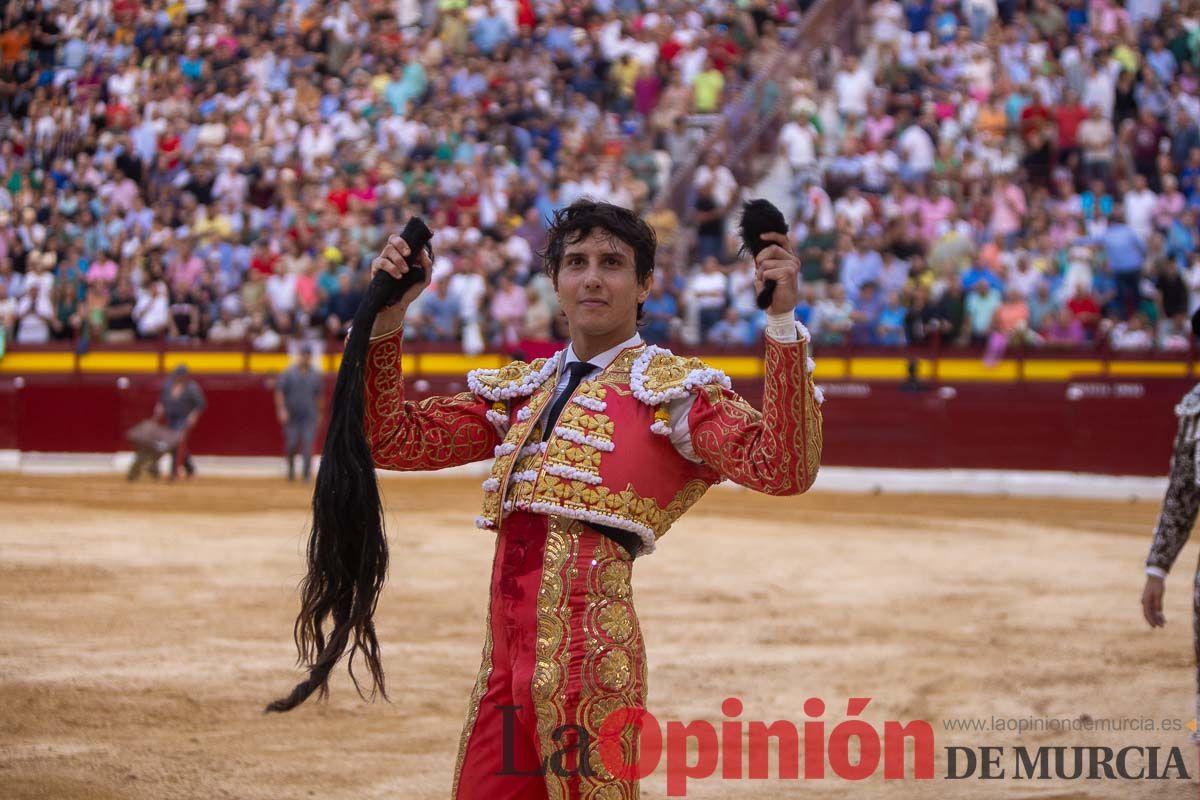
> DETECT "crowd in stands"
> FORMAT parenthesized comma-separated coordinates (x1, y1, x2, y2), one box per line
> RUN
(773, 0, 1200, 354)
(0, 0, 1198, 357)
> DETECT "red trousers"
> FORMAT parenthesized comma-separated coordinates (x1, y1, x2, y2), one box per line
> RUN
(452, 511, 647, 800)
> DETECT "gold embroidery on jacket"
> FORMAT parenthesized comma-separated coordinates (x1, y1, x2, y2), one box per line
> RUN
(533, 517, 577, 800)
(690, 338, 822, 495)
(365, 337, 498, 469)
(481, 379, 557, 524)
(471, 357, 553, 396)
(638, 353, 711, 396)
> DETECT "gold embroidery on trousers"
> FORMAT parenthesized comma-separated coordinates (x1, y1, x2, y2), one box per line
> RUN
(579, 536, 644, 799)
(533, 518, 576, 800)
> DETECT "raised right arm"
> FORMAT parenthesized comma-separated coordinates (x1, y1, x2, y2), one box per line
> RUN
(362, 325, 502, 471)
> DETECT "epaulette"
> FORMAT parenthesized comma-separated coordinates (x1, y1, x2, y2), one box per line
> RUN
(467, 352, 562, 401)
(629, 344, 731, 406)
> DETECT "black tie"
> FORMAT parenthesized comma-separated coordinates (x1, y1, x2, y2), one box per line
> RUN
(542, 361, 596, 441)
(536, 359, 642, 558)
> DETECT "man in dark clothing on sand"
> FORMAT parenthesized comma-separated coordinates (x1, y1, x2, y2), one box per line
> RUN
(157, 364, 206, 479)
(274, 347, 324, 481)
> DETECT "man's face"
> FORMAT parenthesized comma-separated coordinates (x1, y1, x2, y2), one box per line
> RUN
(554, 229, 648, 341)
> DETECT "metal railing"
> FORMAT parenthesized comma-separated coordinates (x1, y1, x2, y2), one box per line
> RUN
(656, 0, 867, 221)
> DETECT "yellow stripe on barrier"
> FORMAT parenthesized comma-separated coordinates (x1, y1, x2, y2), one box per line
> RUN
(1108, 361, 1189, 377)
(2, 349, 1197, 383)
(79, 352, 160, 372)
(703, 356, 761, 378)
(0, 353, 76, 372)
(418, 353, 506, 374)
(248, 353, 292, 373)
(163, 353, 245, 373)
(812, 359, 847, 379)
(1021, 360, 1105, 381)
(850, 358, 939, 380)
(936, 359, 1020, 381)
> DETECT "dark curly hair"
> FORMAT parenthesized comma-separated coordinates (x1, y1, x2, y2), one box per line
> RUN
(540, 200, 657, 318)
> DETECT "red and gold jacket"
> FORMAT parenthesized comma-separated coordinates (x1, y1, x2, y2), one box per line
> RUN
(362, 326, 823, 555)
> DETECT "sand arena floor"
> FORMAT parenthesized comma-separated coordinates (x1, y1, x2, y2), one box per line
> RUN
(1, 474, 1198, 799)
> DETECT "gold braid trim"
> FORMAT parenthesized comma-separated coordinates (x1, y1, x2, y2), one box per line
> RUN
(689, 336, 821, 495)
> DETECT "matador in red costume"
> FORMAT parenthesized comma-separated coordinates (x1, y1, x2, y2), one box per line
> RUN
(362, 200, 823, 799)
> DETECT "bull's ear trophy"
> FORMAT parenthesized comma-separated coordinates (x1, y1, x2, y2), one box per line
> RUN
(739, 198, 789, 310)
(266, 217, 433, 713)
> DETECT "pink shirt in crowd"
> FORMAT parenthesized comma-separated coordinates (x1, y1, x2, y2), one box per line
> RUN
(990, 184, 1027, 238)
(919, 196, 955, 241)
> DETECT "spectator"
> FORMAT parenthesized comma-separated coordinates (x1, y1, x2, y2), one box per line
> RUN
(249, 311, 283, 352)
(324, 273, 362, 339)
(688, 256, 728, 341)
(904, 284, 938, 344)
(1154, 258, 1189, 321)
(1042, 306, 1087, 346)
(490, 273, 528, 348)
(1067, 284, 1103, 335)
(694, 150, 738, 210)
(813, 283, 854, 345)
(693, 182, 727, 263)
(780, 109, 820, 178)
(839, 235, 883, 303)
(1124, 173, 1159, 242)
(105, 278, 139, 343)
(692, 55, 725, 114)
(133, 280, 170, 339)
(989, 175, 1027, 247)
(929, 282, 967, 343)
(1078, 105, 1116, 184)
(964, 279, 1002, 345)
(641, 277, 679, 345)
(707, 307, 753, 345)
(875, 291, 908, 346)
(895, 110, 936, 182)
(0, 280, 15, 344)
(1027, 281, 1057, 331)
(834, 187, 873, 234)
(850, 281, 884, 345)
(1160, 312, 1192, 350)
(1110, 313, 1155, 350)
(994, 289, 1036, 345)
(833, 54, 873, 119)
(15, 282, 57, 344)
(413, 279, 462, 343)
(1100, 208, 1147, 317)
(208, 305, 249, 343)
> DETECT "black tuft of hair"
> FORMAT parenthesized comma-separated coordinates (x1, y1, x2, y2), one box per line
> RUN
(738, 199, 789, 310)
(266, 217, 433, 714)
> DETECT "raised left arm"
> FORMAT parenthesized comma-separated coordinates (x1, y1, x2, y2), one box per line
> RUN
(688, 330, 822, 495)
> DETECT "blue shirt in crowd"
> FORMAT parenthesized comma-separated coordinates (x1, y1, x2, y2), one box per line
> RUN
(640, 293, 679, 344)
(1100, 224, 1146, 274)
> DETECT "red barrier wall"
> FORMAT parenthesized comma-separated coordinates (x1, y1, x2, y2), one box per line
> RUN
(1, 371, 1184, 476)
